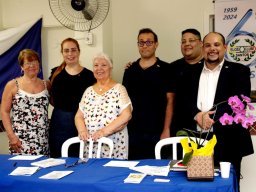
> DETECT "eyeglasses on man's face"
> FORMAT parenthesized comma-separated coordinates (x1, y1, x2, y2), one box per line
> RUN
(181, 39, 199, 45)
(137, 41, 155, 47)
(63, 48, 78, 54)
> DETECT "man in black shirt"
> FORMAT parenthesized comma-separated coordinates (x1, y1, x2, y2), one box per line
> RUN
(123, 28, 175, 160)
(170, 29, 204, 137)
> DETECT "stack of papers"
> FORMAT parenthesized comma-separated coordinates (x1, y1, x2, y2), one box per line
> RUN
(130, 165, 170, 176)
(124, 173, 146, 183)
(39, 171, 73, 180)
(103, 160, 139, 168)
(9, 155, 43, 161)
(9, 166, 40, 176)
(31, 158, 66, 168)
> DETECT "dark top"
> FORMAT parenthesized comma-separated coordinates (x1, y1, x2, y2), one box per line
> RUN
(50, 67, 96, 112)
(122, 58, 174, 136)
(169, 57, 204, 136)
(169, 58, 204, 91)
(178, 60, 254, 161)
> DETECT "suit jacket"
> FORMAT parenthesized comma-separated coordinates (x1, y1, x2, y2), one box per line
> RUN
(173, 60, 254, 163)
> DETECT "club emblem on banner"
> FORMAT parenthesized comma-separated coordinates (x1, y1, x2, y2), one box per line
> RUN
(227, 35, 256, 67)
(225, 9, 256, 67)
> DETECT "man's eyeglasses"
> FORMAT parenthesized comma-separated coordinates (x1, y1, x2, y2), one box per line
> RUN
(181, 39, 199, 45)
(24, 61, 39, 67)
(63, 48, 78, 54)
(137, 41, 155, 47)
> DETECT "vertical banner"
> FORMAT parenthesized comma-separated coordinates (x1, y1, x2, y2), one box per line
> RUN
(0, 18, 43, 101)
(215, 0, 256, 90)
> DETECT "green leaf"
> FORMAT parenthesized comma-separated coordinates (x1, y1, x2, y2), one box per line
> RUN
(182, 151, 193, 165)
(176, 130, 189, 136)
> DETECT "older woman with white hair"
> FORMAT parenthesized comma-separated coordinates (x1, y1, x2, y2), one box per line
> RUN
(75, 52, 132, 159)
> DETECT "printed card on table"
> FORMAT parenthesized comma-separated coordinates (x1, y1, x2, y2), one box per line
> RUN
(31, 158, 65, 168)
(39, 171, 73, 180)
(9, 166, 40, 176)
(124, 173, 146, 184)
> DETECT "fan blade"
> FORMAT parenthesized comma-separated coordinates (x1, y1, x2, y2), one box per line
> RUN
(82, 9, 95, 20)
(82, 0, 98, 20)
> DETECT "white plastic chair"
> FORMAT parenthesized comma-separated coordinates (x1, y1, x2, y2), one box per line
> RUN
(61, 136, 114, 159)
(155, 136, 208, 160)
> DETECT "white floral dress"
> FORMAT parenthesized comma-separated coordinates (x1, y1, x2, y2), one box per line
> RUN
(79, 83, 131, 159)
(10, 79, 49, 155)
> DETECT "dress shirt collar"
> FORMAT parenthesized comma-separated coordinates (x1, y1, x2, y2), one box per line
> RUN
(203, 59, 224, 72)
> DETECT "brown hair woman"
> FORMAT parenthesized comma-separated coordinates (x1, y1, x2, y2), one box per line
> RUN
(49, 38, 95, 157)
(1, 49, 50, 155)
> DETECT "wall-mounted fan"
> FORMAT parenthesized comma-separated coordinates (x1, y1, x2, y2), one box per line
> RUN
(49, 0, 110, 32)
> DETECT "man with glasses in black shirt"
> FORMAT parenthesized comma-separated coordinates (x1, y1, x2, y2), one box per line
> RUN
(123, 28, 175, 160)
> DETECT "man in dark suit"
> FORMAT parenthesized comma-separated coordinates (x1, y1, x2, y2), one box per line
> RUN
(182, 32, 253, 190)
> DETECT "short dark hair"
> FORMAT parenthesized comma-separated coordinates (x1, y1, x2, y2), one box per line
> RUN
(182, 28, 201, 40)
(137, 28, 158, 42)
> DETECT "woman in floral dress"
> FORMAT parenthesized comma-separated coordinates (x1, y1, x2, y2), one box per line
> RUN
(75, 52, 132, 159)
(1, 49, 50, 155)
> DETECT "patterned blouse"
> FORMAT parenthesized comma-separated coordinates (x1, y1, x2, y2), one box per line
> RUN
(79, 83, 131, 159)
(10, 79, 49, 155)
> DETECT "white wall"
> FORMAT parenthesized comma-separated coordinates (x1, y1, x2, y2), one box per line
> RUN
(241, 136, 256, 191)
(0, 1, 256, 191)
(0, 1, 2, 30)
(0, 0, 215, 82)
(111, 0, 214, 82)
(0, 0, 109, 80)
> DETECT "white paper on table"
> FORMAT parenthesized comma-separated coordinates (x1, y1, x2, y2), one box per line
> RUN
(9, 155, 43, 160)
(9, 166, 40, 176)
(31, 158, 66, 168)
(124, 173, 147, 183)
(103, 160, 139, 168)
(39, 171, 73, 180)
(130, 165, 170, 176)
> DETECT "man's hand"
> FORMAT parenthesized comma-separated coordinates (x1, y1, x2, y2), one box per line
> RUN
(195, 111, 215, 130)
(160, 128, 170, 139)
(124, 61, 133, 69)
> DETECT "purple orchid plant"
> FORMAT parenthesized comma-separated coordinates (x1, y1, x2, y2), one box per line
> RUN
(176, 94, 255, 163)
(219, 95, 256, 131)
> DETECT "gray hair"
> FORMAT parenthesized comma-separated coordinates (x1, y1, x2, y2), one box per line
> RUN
(92, 52, 113, 68)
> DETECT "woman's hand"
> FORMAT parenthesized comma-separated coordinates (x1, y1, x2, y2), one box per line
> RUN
(91, 129, 106, 141)
(78, 130, 90, 141)
(9, 134, 23, 153)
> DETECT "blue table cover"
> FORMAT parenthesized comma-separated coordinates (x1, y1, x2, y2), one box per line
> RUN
(0, 154, 238, 192)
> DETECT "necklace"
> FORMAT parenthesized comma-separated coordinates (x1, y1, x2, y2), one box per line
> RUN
(97, 85, 106, 92)
(96, 79, 114, 93)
